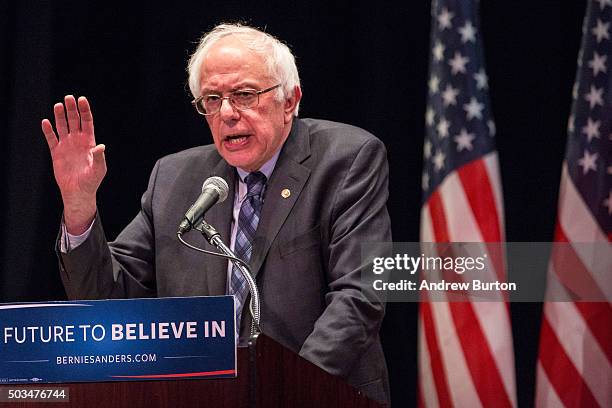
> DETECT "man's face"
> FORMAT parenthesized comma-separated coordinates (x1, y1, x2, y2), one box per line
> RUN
(199, 36, 299, 172)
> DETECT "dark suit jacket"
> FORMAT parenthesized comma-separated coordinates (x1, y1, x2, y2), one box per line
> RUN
(59, 118, 392, 403)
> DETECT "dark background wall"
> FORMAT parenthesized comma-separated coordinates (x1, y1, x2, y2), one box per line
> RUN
(0, 1, 585, 406)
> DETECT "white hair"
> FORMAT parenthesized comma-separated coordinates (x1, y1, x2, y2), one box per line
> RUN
(187, 23, 301, 116)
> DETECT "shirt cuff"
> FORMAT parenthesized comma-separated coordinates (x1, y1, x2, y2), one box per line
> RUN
(59, 215, 96, 253)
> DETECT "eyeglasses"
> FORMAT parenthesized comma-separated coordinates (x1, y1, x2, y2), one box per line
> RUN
(192, 84, 281, 116)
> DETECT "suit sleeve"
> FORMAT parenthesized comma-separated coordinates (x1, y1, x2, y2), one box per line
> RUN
(298, 136, 391, 377)
(57, 160, 161, 300)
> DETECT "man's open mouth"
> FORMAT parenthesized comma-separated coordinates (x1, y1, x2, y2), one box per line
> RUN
(225, 134, 251, 145)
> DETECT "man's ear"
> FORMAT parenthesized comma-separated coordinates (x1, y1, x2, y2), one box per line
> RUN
(284, 85, 302, 123)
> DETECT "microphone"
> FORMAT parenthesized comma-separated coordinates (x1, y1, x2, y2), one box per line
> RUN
(178, 176, 229, 234)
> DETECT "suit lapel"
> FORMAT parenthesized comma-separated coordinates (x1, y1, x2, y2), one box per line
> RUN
(201, 157, 236, 295)
(249, 120, 311, 278)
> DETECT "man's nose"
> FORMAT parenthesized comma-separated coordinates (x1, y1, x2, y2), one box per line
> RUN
(219, 97, 239, 121)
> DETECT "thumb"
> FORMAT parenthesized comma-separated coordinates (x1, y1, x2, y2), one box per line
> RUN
(91, 144, 107, 174)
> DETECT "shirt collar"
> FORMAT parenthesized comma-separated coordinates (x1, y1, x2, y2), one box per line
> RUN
(236, 150, 281, 182)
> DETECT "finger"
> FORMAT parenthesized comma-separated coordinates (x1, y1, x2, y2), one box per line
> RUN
(41, 119, 59, 150)
(64, 95, 80, 135)
(78, 96, 95, 136)
(53, 103, 69, 139)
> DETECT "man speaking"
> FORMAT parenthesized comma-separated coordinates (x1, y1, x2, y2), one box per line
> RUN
(41, 23, 391, 404)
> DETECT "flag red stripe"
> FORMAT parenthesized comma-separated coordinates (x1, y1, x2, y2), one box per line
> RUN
(456, 159, 502, 242)
(421, 196, 453, 407)
(554, 225, 612, 362)
(428, 191, 513, 407)
(417, 381, 425, 408)
(420, 302, 453, 408)
(574, 302, 612, 364)
(553, 224, 607, 299)
(538, 316, 600, 407)
(457, 160, 507, 285)
(448, 302, 513, 408)
(428, 190, 450, 243)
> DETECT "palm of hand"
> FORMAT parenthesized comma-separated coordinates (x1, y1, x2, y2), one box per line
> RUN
(42, 95, 107, 200)
(51, 127, 102, 197)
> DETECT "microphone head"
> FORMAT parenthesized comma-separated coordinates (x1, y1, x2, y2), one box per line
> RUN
(202, 176, 229, 203)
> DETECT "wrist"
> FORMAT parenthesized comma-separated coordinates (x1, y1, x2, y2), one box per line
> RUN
(62, 194, 97, 235)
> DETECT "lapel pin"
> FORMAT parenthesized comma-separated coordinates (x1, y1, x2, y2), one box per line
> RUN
(281, 188, 291, 199)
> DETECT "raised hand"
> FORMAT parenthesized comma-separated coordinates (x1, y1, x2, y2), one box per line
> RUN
(42, 95, 107, 234)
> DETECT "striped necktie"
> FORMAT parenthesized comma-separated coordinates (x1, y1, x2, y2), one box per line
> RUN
(230, 171, 266, 335)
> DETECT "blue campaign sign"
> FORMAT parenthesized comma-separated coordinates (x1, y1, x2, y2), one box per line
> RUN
(0, 296, 236, 384)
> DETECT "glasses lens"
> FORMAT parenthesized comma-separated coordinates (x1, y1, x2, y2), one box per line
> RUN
(203, 95, 222, 114)
(193, 100, 204, 115)
(231, 90, 258, 110)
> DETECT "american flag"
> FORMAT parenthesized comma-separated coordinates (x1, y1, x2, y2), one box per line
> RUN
(535, 1, 612, 407)
(419, 0, 517, 407)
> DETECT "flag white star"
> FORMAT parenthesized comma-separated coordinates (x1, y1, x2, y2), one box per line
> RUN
(424, 139, 433, 159)
(458, 21, 477, 43)
(428, 75, 440, 93)
(582, 117, 601, 142)
(441, 84, 460, 106)
(588, 52, 607, 76)
(603, 190, 612, 215)
(438, 7, 454, 30)
(454, 128, 476, 151)
(433, 151, 446, 171)
(422, 173, 430, 190)
(463, 97, 484, 120)
(473, 68, 488, 90)
(436, 118, 451, 138)
(448, 52, 469, 75)
(426, 107, 435, 126)
(433, 41, 445, 62)
(578, 150, 598, 175)
(487, 120, 496, 136)
(584, 85, 604, 109)
(596, 0, 612, 10)
(592, 19, 610, 43)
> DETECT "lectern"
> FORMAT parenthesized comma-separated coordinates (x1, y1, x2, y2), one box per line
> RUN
(7, 333, 384, 407)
